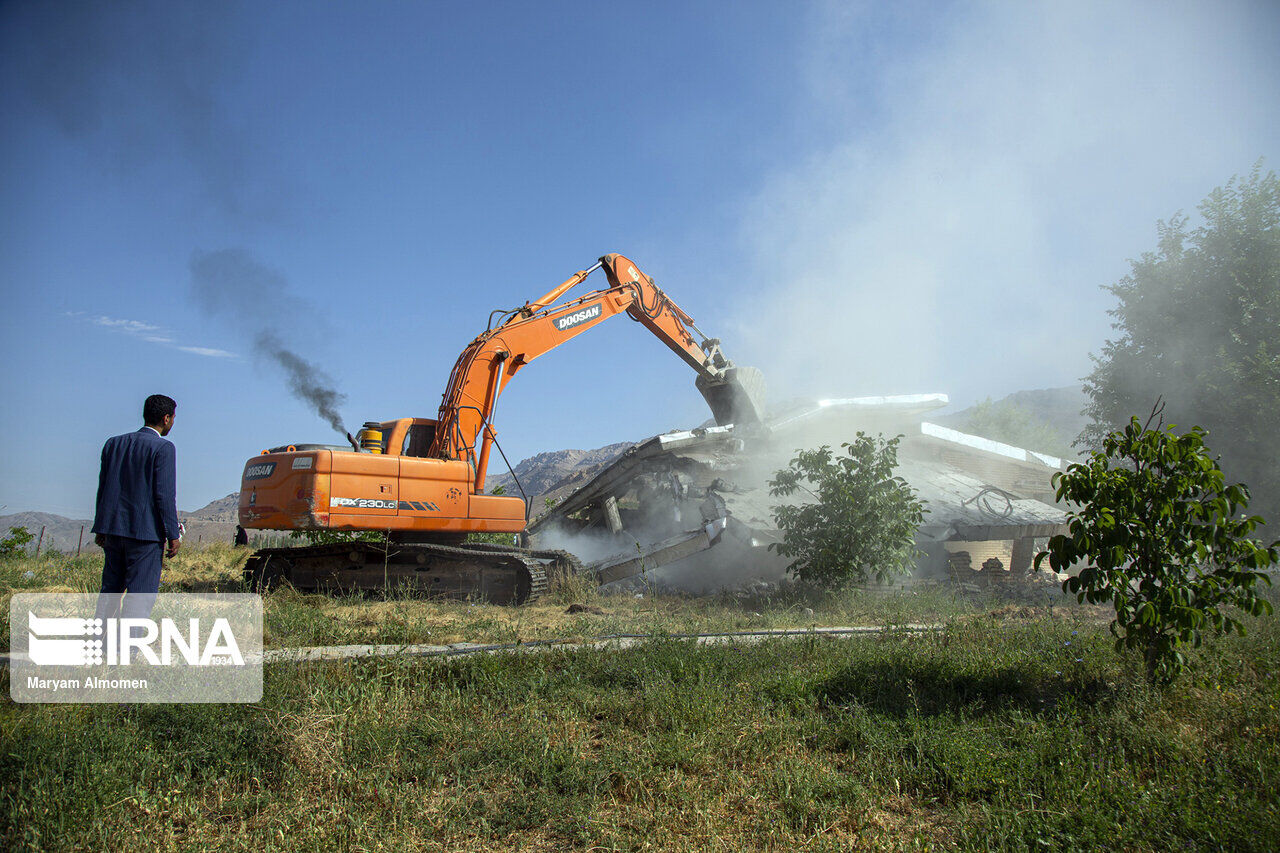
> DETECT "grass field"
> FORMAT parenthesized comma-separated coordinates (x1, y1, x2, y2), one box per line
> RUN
(2, 547, 1278, 851)
(0, 545, 990, 649)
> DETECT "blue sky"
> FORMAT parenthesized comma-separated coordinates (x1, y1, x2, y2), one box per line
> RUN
(2, 0, 1278, 517)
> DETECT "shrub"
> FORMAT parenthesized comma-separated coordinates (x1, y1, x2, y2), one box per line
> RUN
(0, 526, 35, 558)
(1036, 405, 1277, 684)
(768, 433, 926, 591)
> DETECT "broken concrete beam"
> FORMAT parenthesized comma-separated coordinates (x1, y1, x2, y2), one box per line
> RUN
(603, 495, 623, 534)
(587, 518, 728, 585)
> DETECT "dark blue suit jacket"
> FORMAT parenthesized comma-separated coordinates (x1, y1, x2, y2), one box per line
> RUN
(92, 427, 180, 543)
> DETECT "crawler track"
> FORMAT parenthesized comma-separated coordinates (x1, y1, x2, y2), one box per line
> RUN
(244, 541, 581, 605)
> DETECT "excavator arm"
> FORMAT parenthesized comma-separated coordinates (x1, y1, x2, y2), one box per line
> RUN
(428, 254, 766, 490)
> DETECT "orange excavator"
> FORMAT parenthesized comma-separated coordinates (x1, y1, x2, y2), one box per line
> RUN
(239, 254, 766, 603)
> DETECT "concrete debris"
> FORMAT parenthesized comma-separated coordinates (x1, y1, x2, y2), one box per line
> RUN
(528, 394, 1071, 594)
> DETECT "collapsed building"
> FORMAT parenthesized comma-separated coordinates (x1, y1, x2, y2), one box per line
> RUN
(527, 395, 1071, 593)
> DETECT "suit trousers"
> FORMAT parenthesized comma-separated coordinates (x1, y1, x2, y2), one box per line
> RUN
(96, 534, 164, 622)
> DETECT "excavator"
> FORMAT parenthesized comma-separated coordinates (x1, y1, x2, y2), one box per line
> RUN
(238, 253, 766, 603)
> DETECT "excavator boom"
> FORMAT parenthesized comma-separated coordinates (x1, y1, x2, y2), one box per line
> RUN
(430, 254, 767, 489)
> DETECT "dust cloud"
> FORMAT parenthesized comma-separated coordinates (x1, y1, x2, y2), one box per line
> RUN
(731, 1, 1280, 407)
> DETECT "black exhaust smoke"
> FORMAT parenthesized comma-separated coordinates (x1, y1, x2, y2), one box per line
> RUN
(253, 330, 346, 433)
(190, 248, 348, 434)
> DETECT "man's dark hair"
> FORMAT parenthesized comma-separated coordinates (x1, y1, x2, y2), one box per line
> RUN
(143, 394, 177, 425)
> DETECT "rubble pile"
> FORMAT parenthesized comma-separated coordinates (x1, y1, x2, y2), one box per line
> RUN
(529, 395, 1073, 594)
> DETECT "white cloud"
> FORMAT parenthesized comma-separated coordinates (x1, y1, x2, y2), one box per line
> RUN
(734, 0, 1280, 405)
(91, 315, 162, 334)
(73, 312, 238, 359)
(176, 345, 235, 358)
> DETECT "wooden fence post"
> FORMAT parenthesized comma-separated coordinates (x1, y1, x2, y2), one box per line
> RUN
(77, 525, 85, 556)
(35, 525, 45, 557)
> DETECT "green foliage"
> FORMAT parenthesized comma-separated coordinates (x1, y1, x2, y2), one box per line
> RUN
(0, 526, 34, 558)
(1082, 162, 1280, 519)
(1036, 408, 1277, 684)
(465, 531, 519, 545)
(288, 528, 386, 546)
(960, 397, 1074, 458)
(768, 433, 926, 590)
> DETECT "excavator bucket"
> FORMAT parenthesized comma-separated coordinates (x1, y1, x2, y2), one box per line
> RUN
(696, 365, 768, 426)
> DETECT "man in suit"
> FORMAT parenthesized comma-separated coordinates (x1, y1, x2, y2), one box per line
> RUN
(93, 395, 181, 618)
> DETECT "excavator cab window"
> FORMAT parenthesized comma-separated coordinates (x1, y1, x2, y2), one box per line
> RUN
(402, 423, 437, 458)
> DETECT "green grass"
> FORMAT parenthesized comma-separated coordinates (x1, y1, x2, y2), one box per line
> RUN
(2, 550, 1277, 850)
(1, 547, 998, 650)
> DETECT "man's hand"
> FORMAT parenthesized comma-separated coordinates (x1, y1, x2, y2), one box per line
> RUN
(94, 533, 105, 547)
(165, 539, 182, 559)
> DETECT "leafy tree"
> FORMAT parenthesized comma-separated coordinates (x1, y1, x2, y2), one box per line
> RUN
(0, 525, 34, 558)
(768, 433, 926, 591)
(1082, 163, 1280, 520)
(1036, 406, 1276, 685)
(960, 397, 1074, 458)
